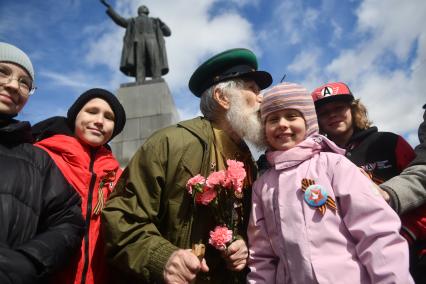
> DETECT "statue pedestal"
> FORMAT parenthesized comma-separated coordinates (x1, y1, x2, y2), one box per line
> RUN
(110, 80, 180, 167)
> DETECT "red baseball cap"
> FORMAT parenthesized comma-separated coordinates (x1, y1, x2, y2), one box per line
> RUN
(311, 82, 354, 108)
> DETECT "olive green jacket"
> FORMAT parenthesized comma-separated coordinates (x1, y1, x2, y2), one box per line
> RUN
(102, 117, 253, 283)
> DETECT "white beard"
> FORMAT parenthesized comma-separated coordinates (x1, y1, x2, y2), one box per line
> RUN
(226, 94, 265, 150)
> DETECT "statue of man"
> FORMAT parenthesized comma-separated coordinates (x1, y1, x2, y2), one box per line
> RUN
(100, 0, 171, 83)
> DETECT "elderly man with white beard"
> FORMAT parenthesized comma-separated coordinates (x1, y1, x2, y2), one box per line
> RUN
(102, 48, 272, 284)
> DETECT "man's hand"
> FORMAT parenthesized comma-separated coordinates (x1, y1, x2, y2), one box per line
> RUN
(164, 249, 209, 284)
(221, 239, 248, 271)
(100, 0, 110, 8)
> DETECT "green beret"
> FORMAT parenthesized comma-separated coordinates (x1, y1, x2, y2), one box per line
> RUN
(188, 48, 272, 97)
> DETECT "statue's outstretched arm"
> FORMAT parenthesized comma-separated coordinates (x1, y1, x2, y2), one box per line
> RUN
(100, 0, 110, 8)
(104, 5, 129, 28)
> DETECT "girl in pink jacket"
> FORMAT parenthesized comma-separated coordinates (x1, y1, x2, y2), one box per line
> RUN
(247, 82, 413, 283)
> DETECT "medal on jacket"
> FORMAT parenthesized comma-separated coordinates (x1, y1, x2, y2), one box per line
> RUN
(301, 178, 337, 215)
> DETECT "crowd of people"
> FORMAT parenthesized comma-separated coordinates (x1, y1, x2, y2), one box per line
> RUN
(0, 41, 424, 284)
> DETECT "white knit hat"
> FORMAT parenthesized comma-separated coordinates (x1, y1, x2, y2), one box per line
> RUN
(0, 42, 34, 80)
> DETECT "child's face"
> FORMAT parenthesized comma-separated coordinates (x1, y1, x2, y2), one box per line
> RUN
(74, 98, 115, 147)
(265, 108, 306, 151)
(316, 101, 352, 138)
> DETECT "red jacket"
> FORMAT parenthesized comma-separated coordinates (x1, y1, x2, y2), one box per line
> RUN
(35, 134, 122, 284)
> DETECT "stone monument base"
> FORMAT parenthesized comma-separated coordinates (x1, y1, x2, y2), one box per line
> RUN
(111, 79, 180, 167)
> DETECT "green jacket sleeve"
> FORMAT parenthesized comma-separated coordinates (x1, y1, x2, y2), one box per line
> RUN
(102, 139, 178, 282)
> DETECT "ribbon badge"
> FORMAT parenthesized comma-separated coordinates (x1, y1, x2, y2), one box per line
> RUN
(301, 178, 337, 215)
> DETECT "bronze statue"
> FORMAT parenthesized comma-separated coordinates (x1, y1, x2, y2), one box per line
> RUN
(100, 0, 171, 83)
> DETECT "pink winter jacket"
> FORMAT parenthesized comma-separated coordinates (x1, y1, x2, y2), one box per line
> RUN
(248, 135, 413, 284)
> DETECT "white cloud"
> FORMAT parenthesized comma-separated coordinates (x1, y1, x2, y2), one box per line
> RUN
(284, 0, 425, 144)
(327, 0, 425, 80)
(5, 0, 424, 149)
(222, 0, 260, 7)
(17, 103, 68, 125)
(287, 48, 328, 91)
(356, 0, 425, 60)
(407, 131, 420, 147)
(274, 1, 303, 45)
(328, 0, 425, 139)
(177, 107, 201, 121)
(86, 0, 258, 95)
(273, 0, 320, 45)
(304, 8, 320, 29)
(79, 0, 260, 129)
(355, 71, 423, 134)
(166, 10, 256, 90)
(41, 70, 92, 89)
(84, 24, 122, 71)
(288, 49, 321, 74)
(330, 19, 343, 45)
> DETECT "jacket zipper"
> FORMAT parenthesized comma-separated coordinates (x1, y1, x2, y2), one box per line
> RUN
(80, 149, 97, 284)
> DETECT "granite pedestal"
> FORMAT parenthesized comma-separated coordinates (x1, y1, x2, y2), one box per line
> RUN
(110, 79, 180, 167)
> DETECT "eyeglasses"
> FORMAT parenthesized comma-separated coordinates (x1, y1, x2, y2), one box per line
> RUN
(0, 64, 36, 97)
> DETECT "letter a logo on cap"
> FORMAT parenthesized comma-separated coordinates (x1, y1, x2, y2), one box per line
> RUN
(311, 82, 354, 107)
(321, 86, 333, 97)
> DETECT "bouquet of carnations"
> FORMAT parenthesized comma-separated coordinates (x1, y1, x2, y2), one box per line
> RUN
(186, 159, 247, 251)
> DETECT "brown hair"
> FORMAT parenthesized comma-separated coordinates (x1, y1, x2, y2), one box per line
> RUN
(350, 99, 372, 130)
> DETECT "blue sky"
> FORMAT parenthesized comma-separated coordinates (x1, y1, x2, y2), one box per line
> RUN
(1, 0, 425, 147)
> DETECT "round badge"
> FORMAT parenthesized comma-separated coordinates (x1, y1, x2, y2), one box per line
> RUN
(304, 184, 328, 207)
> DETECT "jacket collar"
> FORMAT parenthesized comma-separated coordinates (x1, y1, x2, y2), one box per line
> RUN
(32, 116, 74, 142)
(349, 126, 378, 145)
(0, 119, 33, 145)
(267, 134, 345, 170)
(177, 116, 214, 145)
(36, 134, 118, 171)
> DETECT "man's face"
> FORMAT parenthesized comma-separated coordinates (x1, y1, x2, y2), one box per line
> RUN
(225, 80, 264, 147)
(239, 80, 261, 108)
(0, 62, 31, 115)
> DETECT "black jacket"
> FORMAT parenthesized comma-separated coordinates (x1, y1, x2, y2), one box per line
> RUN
(0, 119, 84, 283)
(345, 126, 414, 183)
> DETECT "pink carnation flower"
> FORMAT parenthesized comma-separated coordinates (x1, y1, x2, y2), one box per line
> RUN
(195, 185, 217, 205)
(225, 160, 246, 193)
(226, 159, 244, 169)
(206, 170, 226, 188)
(186, 174, 205, 194)
(209, 225, 233, 250)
